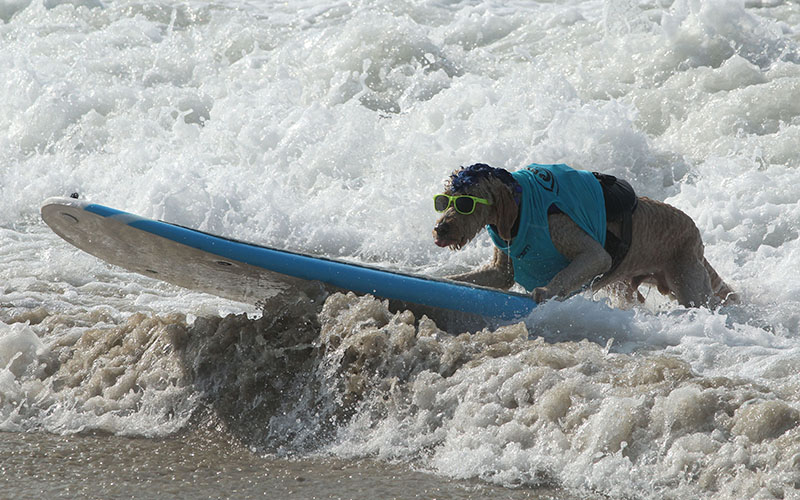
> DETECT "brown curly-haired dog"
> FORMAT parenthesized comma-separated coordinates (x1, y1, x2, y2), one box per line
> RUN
(433, 163, 737, 308)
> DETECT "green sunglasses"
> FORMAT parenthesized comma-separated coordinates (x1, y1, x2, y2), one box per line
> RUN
(433, 193, 492, 215)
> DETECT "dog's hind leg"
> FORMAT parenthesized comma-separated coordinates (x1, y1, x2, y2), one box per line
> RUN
(704, 258, 739, 304)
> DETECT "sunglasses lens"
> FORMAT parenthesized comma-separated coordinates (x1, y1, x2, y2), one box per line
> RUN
(454, 196, 476, 214)
(434, 195, 450, 212)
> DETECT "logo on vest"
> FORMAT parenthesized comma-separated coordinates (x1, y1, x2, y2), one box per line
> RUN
(528, 167, 559, 194)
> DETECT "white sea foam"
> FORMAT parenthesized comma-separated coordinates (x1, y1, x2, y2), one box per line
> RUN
(2, 0, 800, 498)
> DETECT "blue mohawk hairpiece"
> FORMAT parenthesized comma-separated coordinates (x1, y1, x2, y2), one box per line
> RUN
(450, 163, 517, 192)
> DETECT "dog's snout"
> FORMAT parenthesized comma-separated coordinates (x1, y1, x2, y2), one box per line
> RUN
(433, 220, 456, 248)
(434, 220, 450, 236)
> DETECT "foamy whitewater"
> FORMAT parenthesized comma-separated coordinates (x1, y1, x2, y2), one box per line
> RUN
(2, 0, 800, 498)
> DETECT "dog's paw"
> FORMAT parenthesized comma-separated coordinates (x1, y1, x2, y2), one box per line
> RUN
(532, 287, 556, 303)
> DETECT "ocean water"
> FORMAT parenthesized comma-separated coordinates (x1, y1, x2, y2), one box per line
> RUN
(2, 0, 800, 498)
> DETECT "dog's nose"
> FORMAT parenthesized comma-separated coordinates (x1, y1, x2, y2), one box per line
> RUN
(434, 221, 450, 237)
(433, 220, 455, 248)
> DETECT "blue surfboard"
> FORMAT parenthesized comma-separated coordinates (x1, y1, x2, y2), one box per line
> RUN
(41, 197, 536, 321)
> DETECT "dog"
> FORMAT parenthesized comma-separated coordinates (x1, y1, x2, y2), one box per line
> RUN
(433, 163, 737, 308)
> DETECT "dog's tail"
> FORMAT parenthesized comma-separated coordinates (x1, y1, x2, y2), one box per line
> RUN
(704, 258, 739, 305)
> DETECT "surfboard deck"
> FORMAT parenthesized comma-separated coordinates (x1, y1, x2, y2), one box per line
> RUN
(40, 197, 536, 321)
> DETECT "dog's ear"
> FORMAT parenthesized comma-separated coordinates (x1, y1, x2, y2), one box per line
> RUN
(491, 181, 518, 241)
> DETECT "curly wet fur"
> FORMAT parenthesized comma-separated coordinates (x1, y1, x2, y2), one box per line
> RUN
(433, 166, 738, 308)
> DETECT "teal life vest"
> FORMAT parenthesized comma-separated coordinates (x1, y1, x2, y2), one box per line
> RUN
(486, 164, 607, 291)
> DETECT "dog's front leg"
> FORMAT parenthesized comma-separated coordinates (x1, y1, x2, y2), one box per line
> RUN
(534, 214, 612, 302)
(447, 247, 515, 290)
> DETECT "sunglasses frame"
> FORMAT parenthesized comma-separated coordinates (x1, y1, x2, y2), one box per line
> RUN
(433, 194, 492, 215)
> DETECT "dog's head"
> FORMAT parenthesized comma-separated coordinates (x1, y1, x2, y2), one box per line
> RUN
(432, 163, 520, 250)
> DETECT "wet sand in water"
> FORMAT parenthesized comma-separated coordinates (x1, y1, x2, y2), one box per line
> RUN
(0, 430, 573, 500)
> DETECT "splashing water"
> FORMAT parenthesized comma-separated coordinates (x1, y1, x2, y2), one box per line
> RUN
(2, 0, 800, 498)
